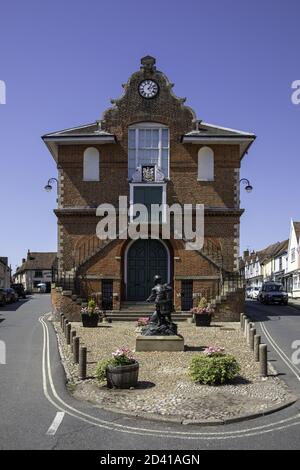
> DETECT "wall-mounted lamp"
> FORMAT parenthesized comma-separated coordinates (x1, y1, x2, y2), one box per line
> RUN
(240, 178, 253, 193)
(44, 177, 58, 192)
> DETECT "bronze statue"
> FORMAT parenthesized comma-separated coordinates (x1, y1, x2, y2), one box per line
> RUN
(142, 275, 177, 336)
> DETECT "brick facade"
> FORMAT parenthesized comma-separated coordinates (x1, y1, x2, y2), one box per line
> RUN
(44, 56, 255, 316)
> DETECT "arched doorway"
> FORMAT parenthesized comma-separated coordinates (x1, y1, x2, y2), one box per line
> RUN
(126, 239, 169, 301)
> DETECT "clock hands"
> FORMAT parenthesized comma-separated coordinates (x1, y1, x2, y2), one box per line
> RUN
(139, 80, 158, 98)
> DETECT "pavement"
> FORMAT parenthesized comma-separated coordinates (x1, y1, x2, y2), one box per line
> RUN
(289, 298, 300, 310)
(0, 295, 299, 450)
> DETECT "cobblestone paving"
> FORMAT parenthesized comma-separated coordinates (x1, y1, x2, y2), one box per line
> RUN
(54, 321, 294, 422)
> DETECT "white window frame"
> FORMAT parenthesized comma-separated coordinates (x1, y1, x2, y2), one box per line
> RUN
(291, 248, 296, 263)
(197, 146, 214, 181)
(128, 123, 169, 178)
(129, 183, 167, 223)
(83, 147, 100, 181)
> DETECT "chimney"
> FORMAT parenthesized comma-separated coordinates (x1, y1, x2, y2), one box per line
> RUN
(243, 249, 249, 258)
(27, 249, 30, 260)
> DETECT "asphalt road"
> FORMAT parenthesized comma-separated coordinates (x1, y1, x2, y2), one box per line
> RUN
(0, 295, 299, 450)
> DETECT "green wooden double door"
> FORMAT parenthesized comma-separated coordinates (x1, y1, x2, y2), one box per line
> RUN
(127, 239, 168, 301)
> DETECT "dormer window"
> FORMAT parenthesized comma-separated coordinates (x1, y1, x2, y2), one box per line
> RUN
(128, 123, 169, 179)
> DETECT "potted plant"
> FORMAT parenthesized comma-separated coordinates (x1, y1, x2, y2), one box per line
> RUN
(96, 347, 139, 389)
(191, 297, 214, 326)
(81, 299, 101, 327)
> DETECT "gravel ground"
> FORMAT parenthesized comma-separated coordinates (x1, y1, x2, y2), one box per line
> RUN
(54, 321, 294, 422)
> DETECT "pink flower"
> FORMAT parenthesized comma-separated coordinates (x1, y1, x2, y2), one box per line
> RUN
(112, 347, 134, 360)
(137, 316, 150, 326)
(203, 346, 225, 356)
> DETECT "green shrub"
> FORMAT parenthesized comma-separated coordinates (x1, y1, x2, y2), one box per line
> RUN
(88, 299, 96, 310)
(189, 354, 240, 385)
(198, 297, 208, 308)
(95, 359, 114, 383)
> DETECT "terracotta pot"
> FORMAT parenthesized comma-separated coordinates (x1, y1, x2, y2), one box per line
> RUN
(81, 313, 99, 328)
(106, 361, 139, 389)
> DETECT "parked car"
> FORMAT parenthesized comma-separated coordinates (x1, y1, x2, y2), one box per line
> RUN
(0, 288, 6, 306)
(37, 283, 47, 293)
(4, 288, 18, 303)
(245, 287, 252, 298)
(249, 286, 260, 300)
(258, 282, 288, 305)
(11, 283, 26, 299)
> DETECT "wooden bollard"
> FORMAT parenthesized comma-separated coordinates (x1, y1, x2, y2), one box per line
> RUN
(64, 320, 69, 338)
(73, 336, 80, 364)
(254, 335, 261, 362)
(63, 318, 68, 336)
(259, 344, 268, 377)
(240, 313, 245, 330)
(249, 327, 256, 350)
(244, 319, 249, 338)
(70, 330, 76, 352)
(66, 323, 71, 345)
(246, 321, 252, 344)
(79, 346, 87, 380)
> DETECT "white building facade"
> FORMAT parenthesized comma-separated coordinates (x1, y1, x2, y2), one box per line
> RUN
(14, 251, 56, 293)
(285, 220, 300, 298)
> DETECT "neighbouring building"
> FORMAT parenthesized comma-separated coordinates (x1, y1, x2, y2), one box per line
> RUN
(240, 219, 300, 299)
(43, 56, 255, 320)
(272, 240, 288, 285)
(0, 257, 11, 289)
(14, 251, 57, 293)
(242, 240, 288, 289)
(284, 220, 300, 298)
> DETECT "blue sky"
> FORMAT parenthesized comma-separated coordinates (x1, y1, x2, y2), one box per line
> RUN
(0, 0, 300, 271)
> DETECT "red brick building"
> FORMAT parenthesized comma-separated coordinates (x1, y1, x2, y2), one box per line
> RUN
(43, 56, 255, 319)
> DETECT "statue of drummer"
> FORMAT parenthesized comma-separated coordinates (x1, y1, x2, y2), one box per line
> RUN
(146, 275, 174, 326)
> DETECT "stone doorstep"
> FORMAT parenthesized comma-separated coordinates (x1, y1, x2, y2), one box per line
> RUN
(62, 290, 73, 297)
(136, 335, 184, 352)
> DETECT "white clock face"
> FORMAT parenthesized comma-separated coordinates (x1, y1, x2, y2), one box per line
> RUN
(138, 80, 159, 99)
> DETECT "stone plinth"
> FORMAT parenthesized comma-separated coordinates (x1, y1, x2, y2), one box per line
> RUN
(136, 335, 184, 352)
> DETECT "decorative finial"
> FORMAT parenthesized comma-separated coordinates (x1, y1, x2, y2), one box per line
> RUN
(140, 55, 156, 72)
(195, 120, 202, 131)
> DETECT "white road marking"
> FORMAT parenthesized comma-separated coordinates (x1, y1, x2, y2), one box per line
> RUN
(259, 321, 300, 381)
(46, 412, 65, 435)
(39, 315, 300, 440)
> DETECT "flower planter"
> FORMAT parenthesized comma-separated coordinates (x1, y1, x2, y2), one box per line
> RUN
(106, 361, 139, 389)
(195, 313, 212, 327)
(81, 313, 99, 328)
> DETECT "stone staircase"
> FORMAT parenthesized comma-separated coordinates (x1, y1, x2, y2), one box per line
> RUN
(55, 289, 192, 322)
(107, 301, 192, 321)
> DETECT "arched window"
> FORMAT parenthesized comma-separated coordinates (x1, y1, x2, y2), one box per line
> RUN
(198, 146, 214, 181)
(83, 147, 100, 181)
(128, 122, 169, 179)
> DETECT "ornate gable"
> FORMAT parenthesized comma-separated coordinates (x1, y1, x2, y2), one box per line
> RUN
(101, 56, 196, 140)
